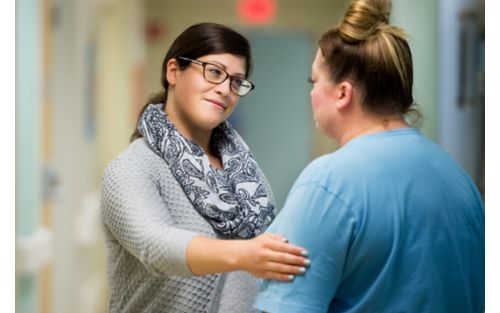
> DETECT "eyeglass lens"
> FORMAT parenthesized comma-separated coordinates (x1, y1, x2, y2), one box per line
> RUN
(203, 63, 252, 96)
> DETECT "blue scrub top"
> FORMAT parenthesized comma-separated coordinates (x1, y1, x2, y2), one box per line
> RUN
(254, 128, 484, 313)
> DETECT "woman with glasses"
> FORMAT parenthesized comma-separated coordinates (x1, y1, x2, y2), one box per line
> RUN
(100, 22, 310, 313)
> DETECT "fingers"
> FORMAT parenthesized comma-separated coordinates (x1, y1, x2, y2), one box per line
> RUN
(268, 240, 309, 259)
(263, 272, 296, 282)
(269, 251, 310, 267)
(250, 233, 311, 279)
(256, 233, 310, 269)
(251, 256, 309, 281)
(260, 261, 308, 281)
(266, 261, 307, 276)
(279, 242, 308, 256)
(260, 233, 308, 256)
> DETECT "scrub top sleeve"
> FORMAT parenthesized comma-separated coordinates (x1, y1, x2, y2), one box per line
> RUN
(254, 183, 356, 313)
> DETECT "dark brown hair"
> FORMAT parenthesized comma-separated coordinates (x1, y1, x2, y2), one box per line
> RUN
(319, 0, 418, 119)
(130, 22, 253, 142)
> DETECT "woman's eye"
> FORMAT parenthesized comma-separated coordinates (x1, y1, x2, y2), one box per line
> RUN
(209, 68, 223, 76)
(232, 78, 244, 87)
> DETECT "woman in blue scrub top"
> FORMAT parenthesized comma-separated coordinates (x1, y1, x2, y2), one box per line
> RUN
(254, 0, 485, 312)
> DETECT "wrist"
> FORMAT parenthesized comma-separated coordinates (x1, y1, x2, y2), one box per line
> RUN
(225, 239, 244, 271)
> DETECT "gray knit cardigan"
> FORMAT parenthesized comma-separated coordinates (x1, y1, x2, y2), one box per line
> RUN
(100, 138, 276, 313)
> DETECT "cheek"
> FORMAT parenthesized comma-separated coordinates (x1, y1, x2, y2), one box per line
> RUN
(310, 87, 324, 110)
(228, 93, 240, 106)
(224, 97, 239, 115)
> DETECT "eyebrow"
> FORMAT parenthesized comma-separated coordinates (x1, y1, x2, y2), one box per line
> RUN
(206, 59, 245, 77)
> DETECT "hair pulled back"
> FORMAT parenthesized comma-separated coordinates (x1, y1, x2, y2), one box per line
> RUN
(130, 22, 253, 142)
(319, 0, 417, 118)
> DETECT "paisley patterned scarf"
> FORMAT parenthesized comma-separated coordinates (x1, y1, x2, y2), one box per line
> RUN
(138, 103, 276, 239)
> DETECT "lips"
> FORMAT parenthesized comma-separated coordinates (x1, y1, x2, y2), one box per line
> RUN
(205, 98, 226, 110)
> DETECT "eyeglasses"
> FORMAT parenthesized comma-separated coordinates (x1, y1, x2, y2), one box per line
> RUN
(177, 56, 255, 96)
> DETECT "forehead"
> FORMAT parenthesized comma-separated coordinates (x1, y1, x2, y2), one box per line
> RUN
(198, 53, 246, 73)
(312, 49, 325, 72)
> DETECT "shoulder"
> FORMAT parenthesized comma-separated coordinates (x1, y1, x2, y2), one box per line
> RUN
(105, 138, 163, 171)
(102, 138, 169, 188)
(295, 129, 430, 185)
(291, 150, 355, 190)
(110, 138, 161, 165)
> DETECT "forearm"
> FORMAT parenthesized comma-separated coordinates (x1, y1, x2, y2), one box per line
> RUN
(185, 233, 310, 280)
(186, 235, 242, 275)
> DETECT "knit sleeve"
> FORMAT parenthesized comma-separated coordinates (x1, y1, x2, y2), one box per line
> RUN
(100, 157, 198, 277)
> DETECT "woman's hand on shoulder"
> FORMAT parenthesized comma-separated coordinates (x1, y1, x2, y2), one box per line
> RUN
(236, 233, 310, 281)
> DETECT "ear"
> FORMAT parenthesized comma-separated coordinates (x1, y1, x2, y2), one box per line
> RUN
(334, 81, 353, 111)
(165, 58, 179, 85)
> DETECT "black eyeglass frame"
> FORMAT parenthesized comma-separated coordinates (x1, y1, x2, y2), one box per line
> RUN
(176, 56, 255, 96)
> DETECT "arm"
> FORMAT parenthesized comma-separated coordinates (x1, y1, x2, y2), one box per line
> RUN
(101, 157, 309, 279)
(101, 159, 199, 276)
(186, 233, 309, 281)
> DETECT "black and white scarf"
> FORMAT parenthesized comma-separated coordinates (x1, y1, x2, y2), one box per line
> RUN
(138, 103, 276, 239)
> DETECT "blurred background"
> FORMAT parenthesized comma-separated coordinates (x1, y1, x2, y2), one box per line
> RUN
(15, 0, 485, 312)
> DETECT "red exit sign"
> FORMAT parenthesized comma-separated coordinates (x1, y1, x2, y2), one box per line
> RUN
(237, 0, 277, 25)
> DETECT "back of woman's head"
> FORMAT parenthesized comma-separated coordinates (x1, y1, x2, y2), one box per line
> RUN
(131, 22, 252, 142)
(319, 0, 414, 116)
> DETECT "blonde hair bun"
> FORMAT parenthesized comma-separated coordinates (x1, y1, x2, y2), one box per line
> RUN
(339, 0, 393, 43)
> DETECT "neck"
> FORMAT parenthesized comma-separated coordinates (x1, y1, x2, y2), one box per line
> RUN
(164, 101, 213, 153)
(338, 114, 409, 146)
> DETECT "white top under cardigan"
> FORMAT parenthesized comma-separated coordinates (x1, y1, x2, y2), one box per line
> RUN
(100, 138, 276, 313)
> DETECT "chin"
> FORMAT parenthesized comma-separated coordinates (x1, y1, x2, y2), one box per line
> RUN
(208, 110, 231, 124)
(203, 117, 226, 130)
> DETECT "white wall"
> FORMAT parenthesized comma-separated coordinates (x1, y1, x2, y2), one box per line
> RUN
(50, 0, 107, 311)
(437, 0, 484, 194)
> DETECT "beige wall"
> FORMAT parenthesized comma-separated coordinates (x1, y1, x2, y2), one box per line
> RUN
(96, 0, 146, 177)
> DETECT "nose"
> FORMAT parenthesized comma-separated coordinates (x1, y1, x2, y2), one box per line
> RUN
(214, 77, 232, 96)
